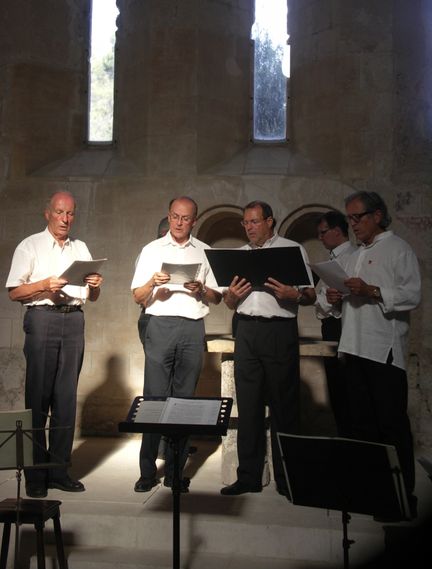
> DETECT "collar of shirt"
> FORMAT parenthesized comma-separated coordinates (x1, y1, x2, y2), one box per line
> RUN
(331, 240, 353, 259)
(361, 230, 392, 250)
(161, 232, 196, 249)
(248, 232, 277, 250)
(43, 226, 71, 250)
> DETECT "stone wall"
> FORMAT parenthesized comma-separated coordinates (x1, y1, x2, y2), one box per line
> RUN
(0, 0, 431, 447)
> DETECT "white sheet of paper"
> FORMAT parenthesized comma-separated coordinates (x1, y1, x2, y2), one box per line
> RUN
(161, 263, 201, 285)
(161, 398, 221, 425)
(309, 260, 350, 294)
(59, 258, 107, 286)
(134, 400, 166, 423)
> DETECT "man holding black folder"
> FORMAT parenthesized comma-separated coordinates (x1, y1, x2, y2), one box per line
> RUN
(220, 200, 315, 496)
(5, 191, 103, 498)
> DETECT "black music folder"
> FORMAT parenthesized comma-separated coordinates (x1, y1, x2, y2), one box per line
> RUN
(205, 247, 312, 287)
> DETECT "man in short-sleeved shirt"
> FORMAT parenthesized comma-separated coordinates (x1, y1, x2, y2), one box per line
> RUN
(131, 196, 222, 493)
(6, 191, 103, 498)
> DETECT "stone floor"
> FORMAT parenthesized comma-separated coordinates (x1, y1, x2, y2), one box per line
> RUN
(0, 437, 431, 569)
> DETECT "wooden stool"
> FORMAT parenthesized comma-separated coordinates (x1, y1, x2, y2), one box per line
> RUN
(0, 498, 68, 569)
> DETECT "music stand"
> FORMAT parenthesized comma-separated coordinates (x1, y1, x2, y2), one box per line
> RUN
(277, 433, 409, 569)
(0, 410, 69, 569)
(119, 396, 233, 569)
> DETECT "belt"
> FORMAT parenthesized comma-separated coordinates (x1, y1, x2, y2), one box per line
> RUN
(27, 305, 82, 313)
(237, 314, 293, 322)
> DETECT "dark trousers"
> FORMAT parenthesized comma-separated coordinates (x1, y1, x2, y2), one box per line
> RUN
(234, 317, 300, 489)
(139, 316, 205, 481)
(23, 308, 84, 483)
(321, 317, 350, 437)
(343, 353, 415, 496)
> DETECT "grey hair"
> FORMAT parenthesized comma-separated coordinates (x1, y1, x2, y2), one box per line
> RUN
(345, 191, 392, 229)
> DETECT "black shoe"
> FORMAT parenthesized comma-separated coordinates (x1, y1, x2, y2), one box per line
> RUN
(164, 477, 190, 493)
(48, 476, 85, 492)
(134, 477, 160, 492)
(25, 482, 47, 499)
(220, 480, 262, 496)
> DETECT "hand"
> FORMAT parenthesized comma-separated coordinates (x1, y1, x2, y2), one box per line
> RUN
(42, 276, 68, 293)
(326, 287, 344, 305)
(152, 287, 174, 302)
(264, 278, 300, 301)
(225, 276, 252, 305)
(344, 277, 369, 297)
(153, 271, 170, 286)
(183, 280, 203, 293)
(84, 273, 103, 289)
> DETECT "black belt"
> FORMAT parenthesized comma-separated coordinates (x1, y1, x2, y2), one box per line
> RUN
(27, 305, 82, 313)
(237, 314, 293, 322)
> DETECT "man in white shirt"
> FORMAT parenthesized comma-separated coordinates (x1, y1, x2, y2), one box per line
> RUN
(315, 210, 357, 436)
(6, 191, 103, 498)
(326, 191, 421, 519)
(131, 196, 222, 493)
(220, 201, 316, 497)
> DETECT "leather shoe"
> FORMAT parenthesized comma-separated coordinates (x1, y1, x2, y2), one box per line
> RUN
(164, 477, 190, 493)
(48, 476, 85, 492)
(220, 480, 262, 496)
(25, 482, 47, 498)
(134, 477, 160, 492)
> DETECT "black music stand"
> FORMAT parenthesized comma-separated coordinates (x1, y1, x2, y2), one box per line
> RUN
(0, 410, 69, 569)
(119, 396, 233, 569)
(277, 433, 409, 569)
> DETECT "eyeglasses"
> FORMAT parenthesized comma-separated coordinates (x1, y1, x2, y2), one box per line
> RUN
(240, 218, 267, 227)
(169, 213, 194, 223)
(318, 227, 331, 237)
(346, 211, 372, 224)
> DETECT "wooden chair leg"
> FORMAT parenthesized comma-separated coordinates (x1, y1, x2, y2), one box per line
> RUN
(0, 523, 11, 569)
(53, 514, 68, 569)
(34, 521, 46, 569)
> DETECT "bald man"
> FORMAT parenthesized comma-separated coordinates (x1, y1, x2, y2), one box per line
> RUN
(6, 191, 103, 498)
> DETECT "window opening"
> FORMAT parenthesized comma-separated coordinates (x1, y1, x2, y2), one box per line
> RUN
(88, 0, 118, 142)
(251, 0, 290, 141)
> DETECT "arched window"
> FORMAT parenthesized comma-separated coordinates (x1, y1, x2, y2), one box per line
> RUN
(88, 0, 118, 143)
(251, 0, 290, 142)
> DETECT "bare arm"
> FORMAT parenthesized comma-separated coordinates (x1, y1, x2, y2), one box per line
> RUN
(132, 272, 170, 306)
(8, 276, 67, 303)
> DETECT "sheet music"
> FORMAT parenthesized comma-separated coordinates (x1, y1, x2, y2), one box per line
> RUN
(132, 398, 221, 425)
(161, 398, 221, 425)
(161, 263, 201, 284)
(59, 258, 107, 286)
(309, 260, 350, 294)
(134, 400, 166, 423)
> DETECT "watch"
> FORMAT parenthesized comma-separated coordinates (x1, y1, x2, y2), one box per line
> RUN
(371, 287, 381, 299)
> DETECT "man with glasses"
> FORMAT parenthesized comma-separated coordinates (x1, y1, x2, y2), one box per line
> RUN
(315, 210, 357, 436)
(131, 196, 222, 493)
(220, 200, 316, 497)
(326, 191, 421, 519)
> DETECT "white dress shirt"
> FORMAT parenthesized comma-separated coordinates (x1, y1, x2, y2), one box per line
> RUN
(5, 227, 92, 305)
(131, 232, 220, 319)
(338, 231, 421, 370)
(236, 233, 314, 319)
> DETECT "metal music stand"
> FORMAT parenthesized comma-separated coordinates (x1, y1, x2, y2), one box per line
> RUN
(119, 396, 233, 569)
(277, 433, 409, 569)
(0, 410, 69, 569)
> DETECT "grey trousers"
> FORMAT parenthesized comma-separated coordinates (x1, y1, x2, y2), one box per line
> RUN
(139, 316, 205, 481)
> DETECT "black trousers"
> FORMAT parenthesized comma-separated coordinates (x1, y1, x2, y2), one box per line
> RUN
(23, 308, 84, 483)
(321, 317, 350, 436)
(342, 353, 415, 496)
(234, 317, 300, 489)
